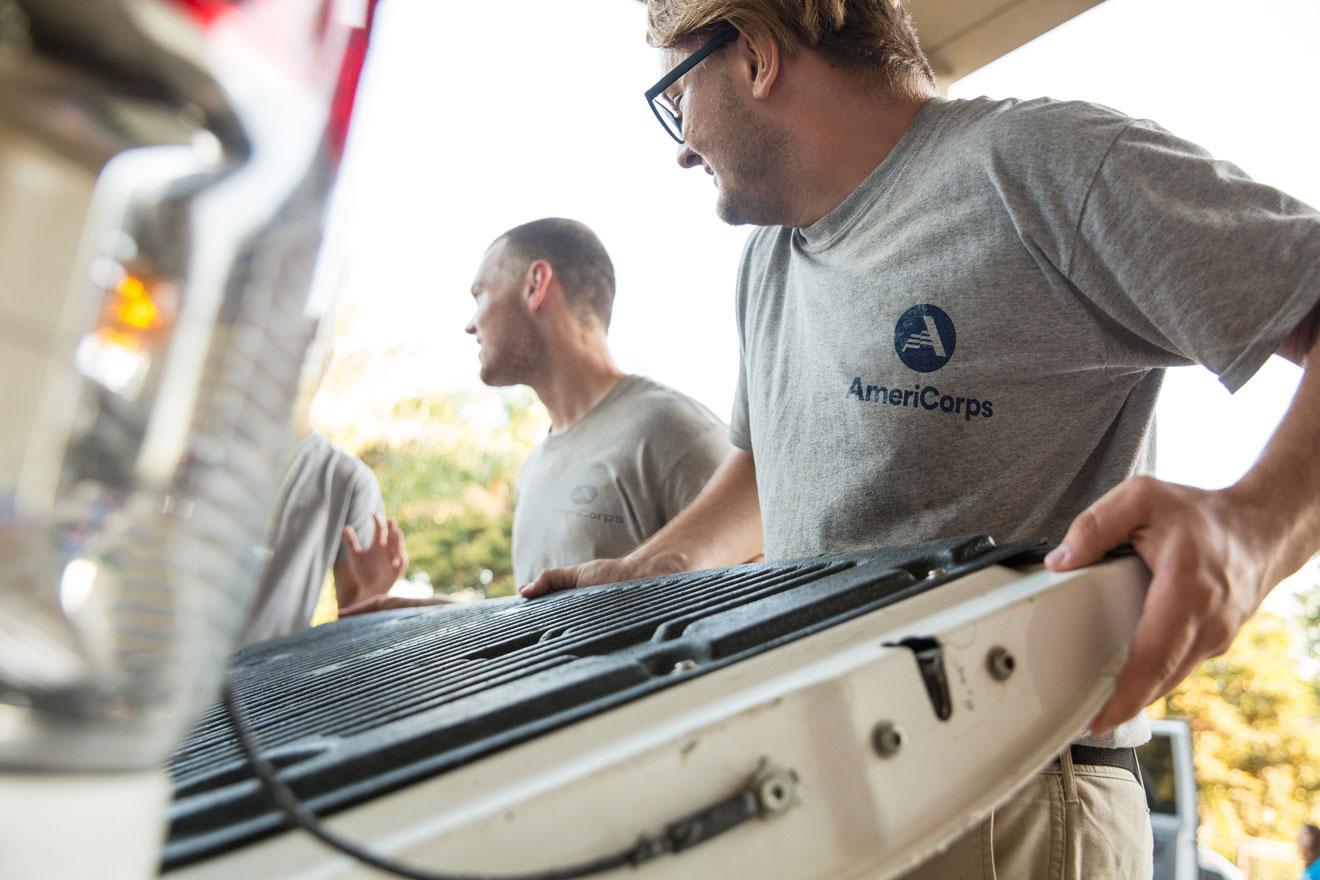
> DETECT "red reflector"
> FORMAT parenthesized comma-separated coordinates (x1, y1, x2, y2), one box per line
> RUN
(327, 0, 379, 159)
(168, 0, 238, 27)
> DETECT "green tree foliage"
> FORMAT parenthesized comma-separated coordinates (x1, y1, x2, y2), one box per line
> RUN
(1149, 611, 1320, 864)
(1298, 582, 1320, 677)
(351, 389, 547, 598)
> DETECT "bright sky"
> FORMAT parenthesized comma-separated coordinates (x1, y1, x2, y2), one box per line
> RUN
(321, 0, 1319, 605)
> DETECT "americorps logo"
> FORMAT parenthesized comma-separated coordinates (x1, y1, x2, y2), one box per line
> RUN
(849, 304, 994, 421)
(557, 484, 623, 525)
(846, 377, 993, 421)
(895, 304, 956, 373)
(569, 485, 598, 505)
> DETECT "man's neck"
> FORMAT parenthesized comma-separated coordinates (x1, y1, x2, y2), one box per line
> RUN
(531, 344, 626, 433)
(785, 75, 932, 228)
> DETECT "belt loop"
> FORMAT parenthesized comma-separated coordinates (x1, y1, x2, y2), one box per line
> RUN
(1059, 746, 1080, 804)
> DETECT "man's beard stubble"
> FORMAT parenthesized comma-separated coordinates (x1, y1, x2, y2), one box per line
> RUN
(478, 311, 544, 388)
(711, 79, 798, 228)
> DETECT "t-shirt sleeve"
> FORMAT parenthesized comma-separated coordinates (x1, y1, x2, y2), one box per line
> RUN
(1065, 118, 1320, 391)
(661, 419, 731, 523)
(338, 457, 386, 564)
(730, 357, 752, 452)
(729, 233, 760, 453)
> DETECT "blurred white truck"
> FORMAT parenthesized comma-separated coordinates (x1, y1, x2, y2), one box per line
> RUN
(1138, 718, 1244, 880)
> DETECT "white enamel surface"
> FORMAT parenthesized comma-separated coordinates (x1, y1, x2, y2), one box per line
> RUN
(0, 769, 170, 880)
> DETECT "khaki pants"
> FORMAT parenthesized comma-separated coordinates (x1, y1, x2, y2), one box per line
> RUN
(900, 749, 1153, 880)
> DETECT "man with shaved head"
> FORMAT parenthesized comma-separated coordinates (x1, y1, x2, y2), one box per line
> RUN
(468, 217, 733, 583)
(524, 1, 1320, 877)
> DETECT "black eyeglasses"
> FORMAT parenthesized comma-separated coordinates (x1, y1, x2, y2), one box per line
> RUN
(644, 27, 738, 144)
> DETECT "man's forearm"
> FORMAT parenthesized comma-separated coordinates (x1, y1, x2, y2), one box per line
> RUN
(625, 448, 763, 576)
(1230, 326, 1320, 588)
(333, 559, 364, 610)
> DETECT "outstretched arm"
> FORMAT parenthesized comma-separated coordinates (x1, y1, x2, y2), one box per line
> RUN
(519, 448, 763, 598)
(1049, 302, 1320, 735)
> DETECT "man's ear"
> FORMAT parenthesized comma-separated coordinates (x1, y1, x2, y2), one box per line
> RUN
(525, 259, 554, 312)
(739, 29, 782, 100)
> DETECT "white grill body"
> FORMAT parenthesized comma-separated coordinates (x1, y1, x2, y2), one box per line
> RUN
(171, 557, 1147, 880)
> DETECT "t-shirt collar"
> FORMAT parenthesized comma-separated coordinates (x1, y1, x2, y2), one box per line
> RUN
(544, 374, 638, 444)
(794, 95, 948, 250)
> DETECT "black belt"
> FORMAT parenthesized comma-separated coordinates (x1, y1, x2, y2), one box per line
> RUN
(1054, 745, 1141, 782)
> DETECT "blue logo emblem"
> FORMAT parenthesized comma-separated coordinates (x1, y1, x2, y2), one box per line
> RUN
(894, 304, 956, 373)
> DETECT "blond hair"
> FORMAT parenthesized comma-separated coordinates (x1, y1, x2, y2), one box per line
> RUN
(647, 0, 934, 95)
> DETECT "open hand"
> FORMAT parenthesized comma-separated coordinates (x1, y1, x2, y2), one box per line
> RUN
(518, 557, 645, 599)
(342, 513, 408, 601)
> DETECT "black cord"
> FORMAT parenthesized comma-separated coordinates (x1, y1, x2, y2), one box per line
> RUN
(222, 681, 658, 880)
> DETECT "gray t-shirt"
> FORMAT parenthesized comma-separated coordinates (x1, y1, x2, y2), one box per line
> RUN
(731, 96, 1320, 747)
(241, 432, 384, 645)
(512, 375, 730, 584)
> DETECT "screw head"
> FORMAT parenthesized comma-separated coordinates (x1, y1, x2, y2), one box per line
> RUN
(872, 721, 904, 758)
(987, 647, 1016, 681)
(756, 771, 795, 815)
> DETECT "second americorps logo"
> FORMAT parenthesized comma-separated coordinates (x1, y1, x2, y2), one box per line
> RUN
(568, 484, 598, 505)
(846, 304, 996, 422)
(554, 484, 624, 525)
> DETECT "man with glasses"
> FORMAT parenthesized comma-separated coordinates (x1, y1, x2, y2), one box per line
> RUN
(523, 1, 1320, 877)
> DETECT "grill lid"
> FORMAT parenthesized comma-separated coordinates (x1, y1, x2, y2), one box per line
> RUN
(165, 535, 1038, 868)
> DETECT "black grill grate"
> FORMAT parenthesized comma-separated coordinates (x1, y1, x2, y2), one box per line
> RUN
(164, 535, 1036, 869)
(172, 560, 840, 785)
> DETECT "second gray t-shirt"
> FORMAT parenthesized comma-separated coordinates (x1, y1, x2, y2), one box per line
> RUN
(513, 375, 730, 584)
(731, 96, 1320, 747)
